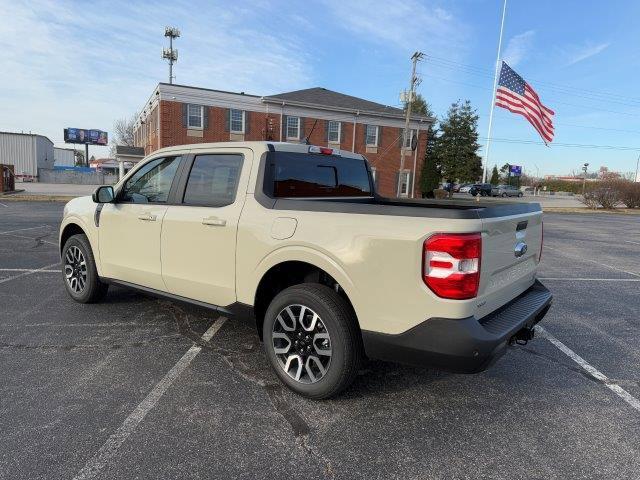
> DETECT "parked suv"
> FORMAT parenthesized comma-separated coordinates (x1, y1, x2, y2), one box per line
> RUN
(60, 142, 551, 398)
(469, 183, 493, 196)
(492, 185, 523, 197)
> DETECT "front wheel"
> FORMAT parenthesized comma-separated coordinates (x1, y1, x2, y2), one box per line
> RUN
(501, 192, 508, 197)
(263, 284, 363, 399)
(518, 192, 523, 197)
(61, 234, 108, 303)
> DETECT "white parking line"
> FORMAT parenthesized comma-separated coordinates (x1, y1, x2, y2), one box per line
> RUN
(0, 263, 61, 284)
(539, 277, 640, 282)
(72, 317, 227, 480)
(0, 202, 7, 208)
(0, 268, 60, 273)
(0, 232, 58, 246)
(538, 326, 640, 414)
(0, 225, 49, 235)
(624, 240, 640, 245)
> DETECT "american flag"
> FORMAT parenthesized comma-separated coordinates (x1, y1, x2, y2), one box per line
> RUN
(495, 61, 555, 144)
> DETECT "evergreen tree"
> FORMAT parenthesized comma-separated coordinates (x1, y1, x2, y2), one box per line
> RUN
(436, 100, 483, 196)
(490, 164, 500, 185)
(416, 102, 440, 197)
(408, 93, 430, 117)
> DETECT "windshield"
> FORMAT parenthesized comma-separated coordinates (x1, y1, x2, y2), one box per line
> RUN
(266, 151, 373, 198)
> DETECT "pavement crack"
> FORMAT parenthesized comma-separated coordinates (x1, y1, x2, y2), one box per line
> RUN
(0, 334, 184, 351)
(518, 345, 603, 385)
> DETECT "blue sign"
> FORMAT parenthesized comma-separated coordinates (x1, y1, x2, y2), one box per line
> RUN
(509, 165, 522, 176)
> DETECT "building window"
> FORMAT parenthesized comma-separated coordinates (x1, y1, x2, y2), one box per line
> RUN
(403, 129, 416, 148)
(230, 109, 245, 133)
(366, 125, 379, 146)
(286, 116, 300, 139)
(328, 121, 341, 143)
(188, 104, 203, 129)
(398, 170, 410, 197)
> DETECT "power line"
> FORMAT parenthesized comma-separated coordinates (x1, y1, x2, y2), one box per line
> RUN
(478, 137, 640, 151)
(420, 71, 640, 118)
(423, 54, 640, 106)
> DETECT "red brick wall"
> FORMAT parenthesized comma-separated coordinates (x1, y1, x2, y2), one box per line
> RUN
(136, 100, 428, 198)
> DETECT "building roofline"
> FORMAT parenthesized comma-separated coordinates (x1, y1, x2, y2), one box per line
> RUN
(262, 96, 433, 123)
(0, 131, 54, 144)
(158, 82, 261, 98)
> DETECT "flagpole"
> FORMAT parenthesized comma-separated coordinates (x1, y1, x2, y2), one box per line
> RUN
(482, 0, 508, 184)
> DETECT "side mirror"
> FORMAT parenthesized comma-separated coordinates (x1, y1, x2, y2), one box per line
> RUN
(92, 186, 115, 203)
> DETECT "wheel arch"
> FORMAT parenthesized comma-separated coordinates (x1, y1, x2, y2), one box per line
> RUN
(59, 221, 87, 256)
(251, 255, 360, 340)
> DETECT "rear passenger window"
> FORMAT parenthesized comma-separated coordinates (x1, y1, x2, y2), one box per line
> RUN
(183, 154, 243, 206)
(269, 152, 372, 198)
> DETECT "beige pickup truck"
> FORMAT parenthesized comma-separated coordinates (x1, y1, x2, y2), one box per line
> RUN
(59, 141, 552, 398)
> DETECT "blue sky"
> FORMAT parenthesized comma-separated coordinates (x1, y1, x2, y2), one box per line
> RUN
(2, 0, 639, 176)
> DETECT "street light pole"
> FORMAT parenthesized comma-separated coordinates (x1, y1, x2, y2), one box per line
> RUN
(635, 153, 640, 182)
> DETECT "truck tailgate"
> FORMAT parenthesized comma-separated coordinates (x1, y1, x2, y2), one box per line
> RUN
(476, 211, 543, 318)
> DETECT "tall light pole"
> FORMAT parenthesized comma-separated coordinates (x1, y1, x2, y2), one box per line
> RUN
(635, 153, 640, 182)
(162, 27, 180, 84)
(397, 51, 424, 198)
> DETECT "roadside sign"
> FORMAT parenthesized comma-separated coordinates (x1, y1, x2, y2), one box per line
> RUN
(510, 165, 522, 176)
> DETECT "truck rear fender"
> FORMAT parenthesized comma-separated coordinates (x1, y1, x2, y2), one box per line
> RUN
(248, 246, 360, 337)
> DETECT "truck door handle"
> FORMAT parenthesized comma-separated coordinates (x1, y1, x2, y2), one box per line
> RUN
(137, 213, 157, 221)
(202, 217, 226, 227)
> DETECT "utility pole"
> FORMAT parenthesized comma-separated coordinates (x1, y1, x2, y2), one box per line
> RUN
(635, 153, 640, 182)
(162, 27, 180, 84)
(397, 51, 424, 197)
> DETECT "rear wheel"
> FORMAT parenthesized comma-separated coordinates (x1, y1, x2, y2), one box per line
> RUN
(61, 234, 108, 303)
(501, 192, 508, 197)
(263, 284, 362, 399)
(518, 192, 523, 197)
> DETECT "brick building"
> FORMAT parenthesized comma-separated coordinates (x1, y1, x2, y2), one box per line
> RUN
(134, 83, 433, 197)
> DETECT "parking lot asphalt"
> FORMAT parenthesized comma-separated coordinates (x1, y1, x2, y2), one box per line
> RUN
(1, 201, 639, 480)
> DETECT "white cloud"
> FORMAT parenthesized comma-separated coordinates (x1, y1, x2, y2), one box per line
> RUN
(564, 41, 611, 66)
(0, 0, 312, 154)
(502, 30, 535, 67)
(322, 0, 466, 52)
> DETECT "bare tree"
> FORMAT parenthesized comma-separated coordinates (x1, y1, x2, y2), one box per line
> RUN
(110, 113, 137, 155)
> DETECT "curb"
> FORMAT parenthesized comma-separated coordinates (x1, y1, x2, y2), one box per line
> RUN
(543, 207, 640, 215)
(0, 194, 76, 202)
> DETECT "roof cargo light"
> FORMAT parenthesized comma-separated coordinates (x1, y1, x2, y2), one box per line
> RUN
(308, 146, 340, 155)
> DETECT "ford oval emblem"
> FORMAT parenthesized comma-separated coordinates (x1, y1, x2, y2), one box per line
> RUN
(514, 242, 528, 258)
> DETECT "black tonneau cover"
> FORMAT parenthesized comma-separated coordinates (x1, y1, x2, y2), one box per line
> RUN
(260, 196, 541, 220)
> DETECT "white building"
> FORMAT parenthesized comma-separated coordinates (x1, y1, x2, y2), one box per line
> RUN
(0, 131, 55, 181)
(54, 147, 76, 167)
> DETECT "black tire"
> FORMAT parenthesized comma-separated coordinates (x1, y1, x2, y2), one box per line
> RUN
(61, 234, 108, 303)
(263, 284, 363, 399)
(501, 192, 508, 197)
(518, 192, 523, 197)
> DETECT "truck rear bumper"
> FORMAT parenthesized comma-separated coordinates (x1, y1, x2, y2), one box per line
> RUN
(361, 280, 552, 373)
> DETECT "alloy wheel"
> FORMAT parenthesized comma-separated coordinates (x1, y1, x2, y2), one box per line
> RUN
(64, 245, 87, 294)
(271, 304, 332, 384)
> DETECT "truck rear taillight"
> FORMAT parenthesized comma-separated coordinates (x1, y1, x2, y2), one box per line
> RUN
(423, 233, 482, 300)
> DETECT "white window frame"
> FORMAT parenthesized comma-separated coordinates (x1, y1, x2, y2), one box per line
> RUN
(286, 116, 300, 140)
(366, 125, 379, 147)
(328, 121, 341, 143)
(398, 170, 410, 197)
(230, 109, 245, 134)
(403, 129, 416, 148)
(187, 104, 204, 129)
